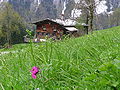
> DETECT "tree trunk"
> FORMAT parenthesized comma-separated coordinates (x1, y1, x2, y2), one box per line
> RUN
(89, 5, 94, 33)
(89, 13, 93, 32)
(86, 14, 89, 34)
(6, 30, 12, 48)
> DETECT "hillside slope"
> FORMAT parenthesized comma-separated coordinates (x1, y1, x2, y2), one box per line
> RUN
(1, 26, 120, 89)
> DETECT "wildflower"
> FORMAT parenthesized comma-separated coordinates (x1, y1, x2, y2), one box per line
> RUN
(30, 66, 39, 79)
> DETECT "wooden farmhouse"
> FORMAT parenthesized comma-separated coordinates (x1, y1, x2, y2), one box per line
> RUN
(31, 19, 88, 42)
(32, 19, 76, 41)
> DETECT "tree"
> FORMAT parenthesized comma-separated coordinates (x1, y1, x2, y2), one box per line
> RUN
(94, 8, 120, 30)
(75, 15, 89, 35)
(76, 0, 103, 32)
(109, 8, 120, 27)
(0, 2, 26, 47)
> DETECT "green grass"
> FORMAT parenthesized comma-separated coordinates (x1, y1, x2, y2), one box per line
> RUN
(1, 26, 120, 89)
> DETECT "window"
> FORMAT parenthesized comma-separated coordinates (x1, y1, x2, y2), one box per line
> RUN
(41, 32, 44, 35)
(46, 33, 50, 37)
(52, 32, 56, 36)
(53, 26, 57, 32)
(37, 32, 40, 35)
(42, 26, 46, 31)
(53, 29, 57, 32)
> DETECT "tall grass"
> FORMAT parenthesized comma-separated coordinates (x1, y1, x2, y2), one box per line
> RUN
(0, 26, 120, 89)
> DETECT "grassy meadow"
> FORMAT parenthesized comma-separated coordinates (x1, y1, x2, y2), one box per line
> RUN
(1, 26, 120, 89)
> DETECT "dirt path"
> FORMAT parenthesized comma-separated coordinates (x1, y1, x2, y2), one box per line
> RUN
(0, 51, 16, 56)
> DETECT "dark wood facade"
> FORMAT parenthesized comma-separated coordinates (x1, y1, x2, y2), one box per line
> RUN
(31, 19, 89, 42)
(32, 19, 69, 41)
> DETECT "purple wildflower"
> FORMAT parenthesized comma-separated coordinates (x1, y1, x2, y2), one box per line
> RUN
(30, 66, 39, 79)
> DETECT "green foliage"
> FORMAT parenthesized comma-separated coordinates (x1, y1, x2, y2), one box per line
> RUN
(75, 23, 84, 30)
(1, 26, 120, 89)
(0, 2, 26, 46)
(75, 15, 88, 35)
(95, 8, 120, 30)
(110, 8, 120, 26)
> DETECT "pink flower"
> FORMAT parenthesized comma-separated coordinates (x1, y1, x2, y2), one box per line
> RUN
(32, 74, 37, 79)
(30, 66, 39, 79)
